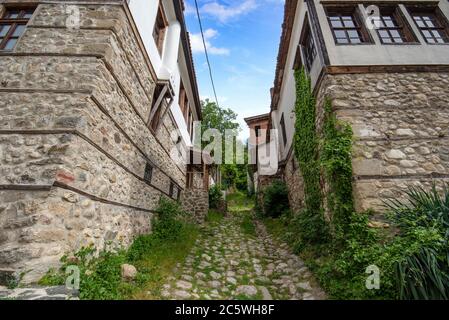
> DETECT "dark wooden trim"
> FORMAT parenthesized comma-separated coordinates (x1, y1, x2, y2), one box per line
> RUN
(54, 181, 155, 213)
(0, 128, 182, 197)
(355, 172, 449, 181)
(0, 184, 52, 191)
(306, 0, 330, 66)
(0, 87, 92, 94)
(0, 182, 155, 213)
(326, 64, 449, 74)
(357, 135, 448, 142)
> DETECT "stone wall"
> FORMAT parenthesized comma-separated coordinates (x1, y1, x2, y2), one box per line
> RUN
(315, 72, 449, 212)
(255, 172, 283, 213)
(0, 2, 188, 283)
(283, 152, 304, 213)
(181, 189, 209, 224)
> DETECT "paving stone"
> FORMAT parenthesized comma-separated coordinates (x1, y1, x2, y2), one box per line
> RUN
(176, 280, 192, 290)
(209, 271, 221, 280)
(159, 213, 325, 301)
(235, 285, 258, 297)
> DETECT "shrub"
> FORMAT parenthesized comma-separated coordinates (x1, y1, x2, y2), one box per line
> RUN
(208, 185, 222, 209)
(263, 180, 289, 218)
(128, 197, 186, 261)
(386, 184, 449, 300)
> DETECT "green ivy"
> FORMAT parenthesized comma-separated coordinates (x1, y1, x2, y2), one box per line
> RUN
(321, 99, 354, 241)
(293, 68, 327, 244)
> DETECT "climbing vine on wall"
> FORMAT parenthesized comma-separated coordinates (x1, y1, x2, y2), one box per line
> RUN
(293, 68, 327, 244)
(293, 68, 354, 244)
(321, 99, 354, 241)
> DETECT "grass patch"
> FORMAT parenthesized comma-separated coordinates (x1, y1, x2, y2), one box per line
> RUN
(206, 209, 224, 224)
(39, 197, 199, 300)
(241, 214, 256, 236)
(227, 192, 254, 212)
(131, 223, 199, 299)
(38, 268, 65, 287)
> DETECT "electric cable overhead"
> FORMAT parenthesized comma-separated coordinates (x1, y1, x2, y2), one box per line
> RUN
(194, 0, 220, 109)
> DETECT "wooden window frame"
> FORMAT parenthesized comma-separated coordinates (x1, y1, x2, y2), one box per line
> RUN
(299, 17, 317, 72)
(153, 1, 168, 56)
(324, 5, 373, 45)
(371, 5, 418, 44)
(406, 4, 449, 44)
(255, 125, 261, 138)
(0, 7, 35, 51)
(143, 163, 153, 184)
(280, 114, 287, 147)
(169, 181, 180, 200)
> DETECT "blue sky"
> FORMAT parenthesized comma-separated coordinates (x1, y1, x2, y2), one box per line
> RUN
(184, 0, 285, 140)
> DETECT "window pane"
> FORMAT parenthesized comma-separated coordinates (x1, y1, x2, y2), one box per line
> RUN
(343, 18, 355, 28)
(24, 11, 34, 19)
(383, 38, 392, 43)
(384, 19, 395, 28)
(335, 30, 346, 38)
(379, 30, 389, 37)
(373, 17, 384, 27)
(422, 30, 431, 38)
(393, 37, 403, 43)
(7, 11, 20, 19)
(436, 37, 445, 43)
(337, 38, 349, 44)
(0, 25, 11, 37)
(330, 19, 343, 28)
(390, 29, 400, 38)
(350, 37, 361, 44)
(4, 38, 17, 50)
(347, 30, 359, 38)
(414, 17, 426, 28)
(12, 25, 25, 37)
(432, 30, 442, 37)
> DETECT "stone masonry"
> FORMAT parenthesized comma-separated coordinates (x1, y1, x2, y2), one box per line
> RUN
(0, 2, 189, 283)
(316, 72, 449, 213)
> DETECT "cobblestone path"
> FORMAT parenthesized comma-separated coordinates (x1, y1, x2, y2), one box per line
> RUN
(161, 211, 326, 300)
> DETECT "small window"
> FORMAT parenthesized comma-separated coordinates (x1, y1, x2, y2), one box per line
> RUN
(169, 182, 179, 200)
(280, 114, 287, 147)
(153, 2, 168, 55)
(300, 19, 317, 72)
(325, 6, 372, 44)
(255, 125, 261, 137)
(0, 8, 35, 51)
(179, 82, 189, 120)
(371, 6, 417, 44)
(144, 163, 153, 184)
(407, 5, 449, 44)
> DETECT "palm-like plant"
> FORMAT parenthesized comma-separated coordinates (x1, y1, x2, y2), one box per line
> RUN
(385, 184, 449, 300)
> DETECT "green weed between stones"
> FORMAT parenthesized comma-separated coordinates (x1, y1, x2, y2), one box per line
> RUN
(39, 197, 199, 300)
(262, 68, 449, 300)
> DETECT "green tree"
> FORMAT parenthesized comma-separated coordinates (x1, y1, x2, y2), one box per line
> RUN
(200, 99, 247, 191)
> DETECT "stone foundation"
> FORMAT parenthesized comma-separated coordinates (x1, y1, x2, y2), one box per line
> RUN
(283, 152, 304, 213)
(181, 189, 209, 223)
(0, 1, 188, 283)
(316, 72, 449, 212)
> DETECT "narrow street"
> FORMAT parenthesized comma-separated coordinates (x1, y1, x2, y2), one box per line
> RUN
(159, 197, 326, 300)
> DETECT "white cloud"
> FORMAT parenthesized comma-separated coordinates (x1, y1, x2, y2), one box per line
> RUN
(189, 28, 230, 55)
(200, 0, 258, 23)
